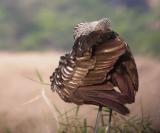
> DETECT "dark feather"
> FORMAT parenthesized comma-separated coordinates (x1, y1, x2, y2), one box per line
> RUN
(50, 19, 139, 115)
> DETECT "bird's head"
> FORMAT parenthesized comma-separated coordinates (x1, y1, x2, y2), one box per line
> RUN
(73, 18, 111, 41)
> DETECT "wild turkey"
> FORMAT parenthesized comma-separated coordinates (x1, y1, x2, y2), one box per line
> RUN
(50, 18, 139, 115)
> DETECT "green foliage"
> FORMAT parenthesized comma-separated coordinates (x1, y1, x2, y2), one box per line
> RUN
(52, 106, 159, 133)
(55, 106, 92, 133)
(0, 0, 160, 55)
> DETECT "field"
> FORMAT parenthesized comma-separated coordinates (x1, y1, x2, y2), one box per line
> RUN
(0, 52, 160, 133)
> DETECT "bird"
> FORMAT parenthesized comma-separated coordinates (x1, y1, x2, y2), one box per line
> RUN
(50, 18, 139, 115)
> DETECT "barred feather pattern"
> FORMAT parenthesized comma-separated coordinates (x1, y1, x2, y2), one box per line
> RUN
(50, 30, 138, 115)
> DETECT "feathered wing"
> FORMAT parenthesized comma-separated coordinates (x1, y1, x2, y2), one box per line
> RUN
(110, 44, 139, 103)
(70, 36, 133, 115)
(51, 32, 138, 115)
(50, 51, 96, 103)
(71, 38, 138, 115)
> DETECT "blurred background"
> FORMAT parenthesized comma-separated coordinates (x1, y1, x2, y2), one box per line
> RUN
(0, 0, 160, 132)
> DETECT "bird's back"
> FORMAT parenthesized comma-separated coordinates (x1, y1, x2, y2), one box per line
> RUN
(50, 28, 138, 115)
(82, 36, 126, 86)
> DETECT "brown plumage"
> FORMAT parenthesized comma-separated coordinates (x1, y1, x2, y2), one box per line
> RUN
(50, 18, 139, 115)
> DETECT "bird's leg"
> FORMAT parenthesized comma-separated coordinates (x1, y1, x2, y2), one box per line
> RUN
(106, 108, 112, 133)
(94, 106, 102, 133)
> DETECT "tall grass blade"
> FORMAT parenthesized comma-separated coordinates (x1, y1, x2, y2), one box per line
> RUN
(41, 88, 60, 128)
(35, 69, 44, 83)
(22, 95, 41, 106)
(75, 105, 80, 117)
(82, 118, 87, 133)
(22, 74, 50, 86)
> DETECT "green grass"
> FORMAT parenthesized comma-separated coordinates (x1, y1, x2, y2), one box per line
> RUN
(0, 69, 158, 133)
(34, 69, 159, 133)
(52, 105, 159, 133)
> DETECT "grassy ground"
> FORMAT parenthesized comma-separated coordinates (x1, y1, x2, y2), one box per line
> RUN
(0, 52, 160, 133)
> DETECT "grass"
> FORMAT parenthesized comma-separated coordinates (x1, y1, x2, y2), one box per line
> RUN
(0, 62, 159, 133)
(51, 105, 160, 133)
(34, 69, 159, 133)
